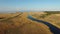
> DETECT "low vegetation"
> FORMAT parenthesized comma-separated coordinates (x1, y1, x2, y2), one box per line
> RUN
(0, 12, 52, 34)
(30, 11, 60, 28)
(44, 11, 60, 14)
(40, 11, 60, 18)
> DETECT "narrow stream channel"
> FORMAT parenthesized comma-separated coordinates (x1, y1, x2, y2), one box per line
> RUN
(28, 15, 60, 34)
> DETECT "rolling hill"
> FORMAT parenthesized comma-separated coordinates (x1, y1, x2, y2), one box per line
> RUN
(30, 11, 60, 28)
(0, 12, 52, 34)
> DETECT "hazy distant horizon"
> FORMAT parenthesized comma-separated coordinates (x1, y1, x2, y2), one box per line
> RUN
(1, 10, 60, 13)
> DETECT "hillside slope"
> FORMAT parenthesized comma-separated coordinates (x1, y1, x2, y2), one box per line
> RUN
(30, 12, 60, 28)
(0, 12, 52, 34)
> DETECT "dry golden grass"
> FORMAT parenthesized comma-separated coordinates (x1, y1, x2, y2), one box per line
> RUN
(30, 12, 60, 28)
(0, 12, 52, 34)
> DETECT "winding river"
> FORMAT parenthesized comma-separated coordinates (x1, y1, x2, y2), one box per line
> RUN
(28, 15, 60, 34)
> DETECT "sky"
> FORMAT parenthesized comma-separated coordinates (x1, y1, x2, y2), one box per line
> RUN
(0, 0, 60, 12)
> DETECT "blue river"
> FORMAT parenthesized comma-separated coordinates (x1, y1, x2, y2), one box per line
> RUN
(28, 15, 60, 34)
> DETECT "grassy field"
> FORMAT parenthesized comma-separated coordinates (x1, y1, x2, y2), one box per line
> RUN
(30, 11, 60, 28)
(0, 12, 52, 34)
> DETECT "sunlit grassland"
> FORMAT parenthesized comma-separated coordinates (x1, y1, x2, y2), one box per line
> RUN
(30, 11, 60, 28)
(0, 12, 52, 34)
